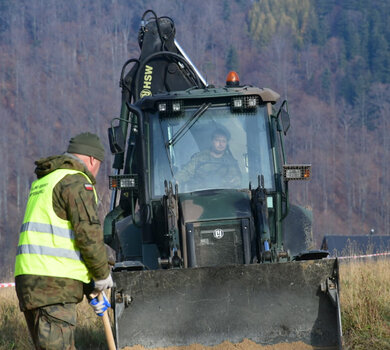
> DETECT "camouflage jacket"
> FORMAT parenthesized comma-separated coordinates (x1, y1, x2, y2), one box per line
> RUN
(175, 149, 241, 190)
(16, 154, 109, 311)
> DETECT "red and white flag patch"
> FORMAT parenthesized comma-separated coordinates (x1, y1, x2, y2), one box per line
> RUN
(84, 184, 94, 191)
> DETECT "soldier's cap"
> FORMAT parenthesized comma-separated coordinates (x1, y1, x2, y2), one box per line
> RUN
(67, 132, 105, 162)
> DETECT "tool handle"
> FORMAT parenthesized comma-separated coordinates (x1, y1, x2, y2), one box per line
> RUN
(91, 292, 116, 350)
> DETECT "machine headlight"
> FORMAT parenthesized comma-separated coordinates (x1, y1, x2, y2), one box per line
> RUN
(283, 165, 311, 181)
(158, 103, 167, 112)
(172, 101, 181, 112)
(233, 98, 243, 109)
(247, 96, 258, 108)
(158, 100, 182, 115)
(109, 174, 138, 190)
(231, 96, 258, 112)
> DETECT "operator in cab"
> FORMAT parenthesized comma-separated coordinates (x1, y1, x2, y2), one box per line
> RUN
(175, 127, 241, 190)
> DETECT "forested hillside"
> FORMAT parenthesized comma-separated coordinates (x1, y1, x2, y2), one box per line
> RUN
(0, 0, 389, 277)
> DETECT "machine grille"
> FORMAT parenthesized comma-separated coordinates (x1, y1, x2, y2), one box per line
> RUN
(191, 220, 243, 266)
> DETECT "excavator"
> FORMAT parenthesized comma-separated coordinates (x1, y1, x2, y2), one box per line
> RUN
(104, 10, 342, 349)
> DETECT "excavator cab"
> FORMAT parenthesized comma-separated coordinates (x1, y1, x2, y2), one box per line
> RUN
(107, 85, 312, 268)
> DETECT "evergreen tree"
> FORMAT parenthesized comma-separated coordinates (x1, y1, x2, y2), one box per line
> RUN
(321, 68, 331, 100)
(223, 0, 231, 21)
(0, 0, 10, 35)
(226, 45, 239, 72)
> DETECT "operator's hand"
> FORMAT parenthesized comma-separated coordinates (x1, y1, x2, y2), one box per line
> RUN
(93, 274, 113, 292)
(89, 291, 111, 316)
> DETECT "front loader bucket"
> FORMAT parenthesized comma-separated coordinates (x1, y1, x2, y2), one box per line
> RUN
(113, 258, 341, 349)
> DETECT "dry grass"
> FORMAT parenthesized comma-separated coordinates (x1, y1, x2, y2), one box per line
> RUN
(74, 296, 109, 349)
(0, 287, 32, 349)
(1, 259, 389, 349)
(339, 257, 390, 349)
(0, 288, 107, 350)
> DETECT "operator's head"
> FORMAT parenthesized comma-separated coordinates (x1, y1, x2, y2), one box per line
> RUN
(211, 128, 230, 156)
(67, 132, 105, 177)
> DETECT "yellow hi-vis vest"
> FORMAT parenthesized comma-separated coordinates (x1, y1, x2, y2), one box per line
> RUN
(14, 169, 97, 283)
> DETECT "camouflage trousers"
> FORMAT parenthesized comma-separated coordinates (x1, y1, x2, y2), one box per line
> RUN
(24, 303, 77, 350)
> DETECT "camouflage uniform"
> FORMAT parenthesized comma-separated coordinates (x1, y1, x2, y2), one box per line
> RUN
(24, 304, 77, 350)
(15, 154, 109, 350)
(176, 149, 241, 189)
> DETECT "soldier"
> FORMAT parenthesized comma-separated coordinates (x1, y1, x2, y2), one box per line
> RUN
(14, 132, 113, 350)
(176, 128, 241, 190)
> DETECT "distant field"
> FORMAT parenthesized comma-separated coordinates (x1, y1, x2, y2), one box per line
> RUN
(1, 258, 389, 350)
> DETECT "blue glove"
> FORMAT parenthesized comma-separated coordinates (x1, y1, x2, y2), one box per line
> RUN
(89, 292, 111, 316)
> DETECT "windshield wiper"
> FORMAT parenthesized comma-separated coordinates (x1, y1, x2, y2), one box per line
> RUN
(166, 102, 211, 148)
(159, 118, 175, 178)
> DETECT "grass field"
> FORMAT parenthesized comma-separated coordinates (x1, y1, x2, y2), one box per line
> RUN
(1, 258, 389, 350)
(0, 288, 107, 349)
(339, 257, 390, 349)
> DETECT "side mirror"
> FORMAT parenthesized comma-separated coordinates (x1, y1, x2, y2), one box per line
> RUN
(280, 108, 290, 135)
(108, 126, 125, 154)
(277, 100, 290, 135)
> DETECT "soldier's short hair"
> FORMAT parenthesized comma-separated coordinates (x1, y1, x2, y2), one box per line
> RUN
(211, 127, 230, 141)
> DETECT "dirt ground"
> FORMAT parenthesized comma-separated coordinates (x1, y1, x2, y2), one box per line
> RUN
(122, 339, 317, 350)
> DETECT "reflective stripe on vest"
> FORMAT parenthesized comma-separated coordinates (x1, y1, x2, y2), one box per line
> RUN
(14, 169, 97, 283)
(17, 244, 82, 261)
(20, 222, 75, 240)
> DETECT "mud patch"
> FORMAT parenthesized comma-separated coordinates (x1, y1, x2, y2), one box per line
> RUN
(122, 339, 317, 350)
